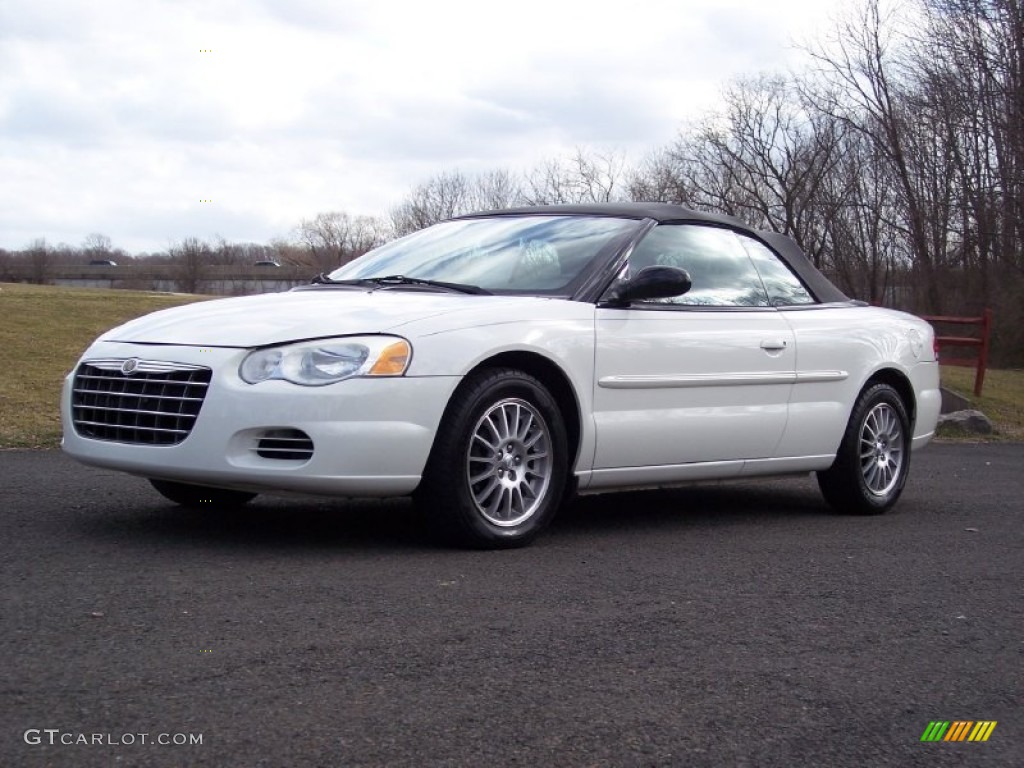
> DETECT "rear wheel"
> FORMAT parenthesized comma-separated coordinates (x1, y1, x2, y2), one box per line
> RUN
(817, 383, 911, 515)
(416, 368, 568, 548)
(149, 479, 257, 509)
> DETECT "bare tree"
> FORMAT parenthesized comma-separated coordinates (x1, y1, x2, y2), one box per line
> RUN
(169, 237, 210, 293)
(296, 212, 386, 271)
(268, 239, 309, 267)
(82, 233, 114, 262)
(467, 169, 524, 211)
(389, 172, 476, 236)
(802, 0, 954, 309)
(913, 0, 1024, 350)
(209, 236, 244, 267)
(522, 148, 628, 205)
(816, 131, 909, 302)
(625, 146, 696, 205)
(388, 169, 528, 236)
(26, 239, 51, 284)
(671, 75, 846, 267)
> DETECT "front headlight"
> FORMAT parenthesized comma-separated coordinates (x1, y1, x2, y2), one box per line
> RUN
(239, 336, 411, 386)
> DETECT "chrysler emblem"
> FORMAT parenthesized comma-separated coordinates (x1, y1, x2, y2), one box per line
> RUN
(121, 358, 140, 375)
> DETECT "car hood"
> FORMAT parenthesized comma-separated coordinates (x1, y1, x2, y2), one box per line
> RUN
(101, 289, 542, 347)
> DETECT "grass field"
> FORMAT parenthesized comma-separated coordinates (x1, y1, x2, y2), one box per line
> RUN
(0, 282, 1021, 447)
(937, 365, 1024, 439)
(0, 283, 209, 448)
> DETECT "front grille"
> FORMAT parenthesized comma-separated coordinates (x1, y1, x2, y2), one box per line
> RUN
(254, 429, 314, 461)
(72, 359, 212, 445)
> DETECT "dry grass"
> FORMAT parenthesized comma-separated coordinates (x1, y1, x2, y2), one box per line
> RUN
(938, 365, 1024, 439)
(0, 283, 209, 448)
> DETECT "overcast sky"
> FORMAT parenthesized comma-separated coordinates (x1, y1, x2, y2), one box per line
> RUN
(0, 0, 847, 254)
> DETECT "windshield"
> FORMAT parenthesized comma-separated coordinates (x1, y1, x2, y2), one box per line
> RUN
(328, 215, 640, 294)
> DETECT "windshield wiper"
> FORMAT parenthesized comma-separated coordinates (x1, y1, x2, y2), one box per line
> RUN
(311, 273, 375, 286)
(370, 275, 491, 294)
(310, 273, 490, 294)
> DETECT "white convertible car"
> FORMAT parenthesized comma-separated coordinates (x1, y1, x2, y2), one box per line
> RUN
(62, 203, 940, 547)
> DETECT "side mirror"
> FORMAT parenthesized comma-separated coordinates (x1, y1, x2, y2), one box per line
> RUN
(602, 265, 692, 307)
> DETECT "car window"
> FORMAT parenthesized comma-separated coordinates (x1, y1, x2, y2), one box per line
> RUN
(627, 224, 770, 307)
(736, 235, 816, 306)
(330, 215, 639, 294)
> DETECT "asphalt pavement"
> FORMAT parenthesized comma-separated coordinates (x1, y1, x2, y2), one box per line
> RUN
(1, 443, 1021, 767)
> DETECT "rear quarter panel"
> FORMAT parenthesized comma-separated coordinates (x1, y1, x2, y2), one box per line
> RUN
(776, 305, 939, 458)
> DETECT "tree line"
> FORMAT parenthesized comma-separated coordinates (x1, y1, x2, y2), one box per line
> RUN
(1, 0, 1020, 363)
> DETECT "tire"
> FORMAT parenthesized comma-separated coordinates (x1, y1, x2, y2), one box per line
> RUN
(416, 368, 568, 549)
(149, 479, 257, 509)
(817, 383, 911, 515)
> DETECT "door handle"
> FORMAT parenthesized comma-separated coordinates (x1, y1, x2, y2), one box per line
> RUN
(760, 339, 788, 351)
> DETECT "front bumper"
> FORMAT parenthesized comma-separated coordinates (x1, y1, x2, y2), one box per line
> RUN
(61, 342, 460, 496)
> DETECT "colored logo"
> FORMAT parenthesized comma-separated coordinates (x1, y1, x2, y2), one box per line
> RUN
(921, 721, 997, 742)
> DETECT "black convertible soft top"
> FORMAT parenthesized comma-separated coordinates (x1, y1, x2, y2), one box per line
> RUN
(757, 230, 849, 304)
(458, 203, 850, 304)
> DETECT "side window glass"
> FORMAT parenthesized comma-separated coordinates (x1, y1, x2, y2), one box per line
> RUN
(628, 225, 770, 307)
(738, 235, 816, 306)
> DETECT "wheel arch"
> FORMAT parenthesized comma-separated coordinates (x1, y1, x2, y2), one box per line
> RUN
(436, 351, 583, 472)
(863, 367, 917, 430)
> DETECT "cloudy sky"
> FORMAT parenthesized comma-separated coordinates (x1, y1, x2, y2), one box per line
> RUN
(0, 0, 846, 254)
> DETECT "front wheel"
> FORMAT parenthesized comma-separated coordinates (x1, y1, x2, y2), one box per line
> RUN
(149, 479, 257, 509)
(416, 368, 568, 549)
(817, 383, 911, 515)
